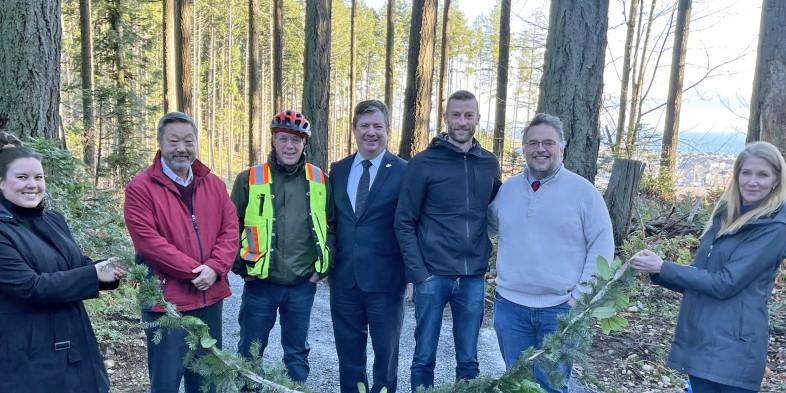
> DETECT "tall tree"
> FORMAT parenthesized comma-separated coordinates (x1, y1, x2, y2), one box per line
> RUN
(435, 0, 451, 133)
(625, 0, 657, 154)
(302, 0, 331, 169)
(80, 0, 96, 170)
(493, 0, 511, 159)
(163, 0, 178, 111)
(614, 0, 640, 155)
(399, 0, 438, 159)
(747, 0, 786, 155)
(248, 0, 263, 166)
(347, 0, 357, 155)
(537, 0, 609, 183)
(273, 0, 283, 110)
(176, 0, 194, 115)
(0, 0, 62, 139)
(659, 0, 691, 183)
(385, 0, 396, 113)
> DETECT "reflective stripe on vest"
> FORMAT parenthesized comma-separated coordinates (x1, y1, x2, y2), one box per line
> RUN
(239, 162, 329, 279)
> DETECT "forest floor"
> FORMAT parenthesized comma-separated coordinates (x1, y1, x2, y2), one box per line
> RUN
(97, 275, 786, 393)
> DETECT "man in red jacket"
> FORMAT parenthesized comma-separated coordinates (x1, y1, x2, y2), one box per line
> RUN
(124, 112, 238, 393)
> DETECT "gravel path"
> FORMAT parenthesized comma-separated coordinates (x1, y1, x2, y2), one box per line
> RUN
(222, 275, 592, 393)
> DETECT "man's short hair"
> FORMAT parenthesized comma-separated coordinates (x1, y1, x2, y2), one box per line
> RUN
(524, 113, 565, 143)
(157, 112, 198, 142)
(446, 90, 478, 112)
(353, 100, 390, 129)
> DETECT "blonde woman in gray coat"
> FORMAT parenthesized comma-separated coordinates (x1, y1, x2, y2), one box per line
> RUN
(631, 141, 786, 393)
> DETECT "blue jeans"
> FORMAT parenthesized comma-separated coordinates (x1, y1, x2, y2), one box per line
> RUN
(689, 376, 757, 393)
(142, 301, 223, 393)
(493, 293, 571, 393)
(237, 280, 317, 383)
(411, 275, 485, 391)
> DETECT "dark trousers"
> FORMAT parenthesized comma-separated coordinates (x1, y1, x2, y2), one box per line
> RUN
(410, 275, 485, 391)
(142, 301, 223, 393)
(237, 280, 317, 383)
(330, 284, 404, 393)
(689, 376, 757, 393)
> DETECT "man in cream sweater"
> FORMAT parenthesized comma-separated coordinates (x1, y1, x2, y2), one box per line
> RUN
(488, 113, 614, 393)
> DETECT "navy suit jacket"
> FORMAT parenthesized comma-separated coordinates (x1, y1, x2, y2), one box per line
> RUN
(329, 150, 407, 293)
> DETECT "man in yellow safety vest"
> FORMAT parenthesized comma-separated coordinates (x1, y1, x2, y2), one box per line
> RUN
(231, 109, 331, 383)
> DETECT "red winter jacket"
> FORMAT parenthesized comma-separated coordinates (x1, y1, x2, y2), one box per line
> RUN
(124, 152, 238, 312)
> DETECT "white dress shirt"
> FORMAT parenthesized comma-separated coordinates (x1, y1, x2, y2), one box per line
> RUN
(347, 150, 386, 212)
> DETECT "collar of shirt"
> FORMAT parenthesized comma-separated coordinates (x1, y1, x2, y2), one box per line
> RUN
(347, 150, 387, 211)
(352, 149, 387, 169)
(160, 157, 194, 187)
(525, 164, 563, 186)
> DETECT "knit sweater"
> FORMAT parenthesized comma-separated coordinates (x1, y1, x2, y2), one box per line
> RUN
(488, 167, 614, 308)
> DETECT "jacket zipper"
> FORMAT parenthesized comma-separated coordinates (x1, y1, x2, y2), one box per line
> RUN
(191, 214, 207, 305)
(463, 154, 470, 275)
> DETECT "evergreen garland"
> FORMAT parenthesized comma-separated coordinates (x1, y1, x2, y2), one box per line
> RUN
(126, 256, 632, 393)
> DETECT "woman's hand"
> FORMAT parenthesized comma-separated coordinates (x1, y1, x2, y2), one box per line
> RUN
(95, 258, 127, 283)
(629, 249, 665, 274)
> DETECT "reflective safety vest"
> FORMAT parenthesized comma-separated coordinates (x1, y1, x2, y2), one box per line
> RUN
(239, 162, 329, 279)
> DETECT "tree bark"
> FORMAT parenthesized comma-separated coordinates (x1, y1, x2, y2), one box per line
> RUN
(0, 0, 62, 139)
(626, 0, 656, 155)
(614, 0, 640, 156)
(79, 0, 96, 171)
(248, 0, 263, 167)
(163, 0, 178, 112)
(436, 0, 451, 133)
(273, 0, 283, 110)
(493, 0, 511, 160)
(537, 0, 609, 183)
(177, 0, 193, 115)
(660, 0, 691, 183)
(348, 0, 357, 155)
(385, 0, 396, 114)
(747, 0, 786, 156)
(604, 158, 645, 246)
(302, 0, 331, 169)
(399, 0, 438, 159)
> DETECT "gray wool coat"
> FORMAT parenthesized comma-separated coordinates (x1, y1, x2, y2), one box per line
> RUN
(652, 205, 786, 391)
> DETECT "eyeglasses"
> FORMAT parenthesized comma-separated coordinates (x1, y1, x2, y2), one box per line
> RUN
(274, 135, 305, 146)
(525, 139, 560, 149)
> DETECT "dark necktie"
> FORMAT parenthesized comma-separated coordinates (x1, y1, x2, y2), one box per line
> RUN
(355, 159, 372, 214)
(531, 180, 541, 192)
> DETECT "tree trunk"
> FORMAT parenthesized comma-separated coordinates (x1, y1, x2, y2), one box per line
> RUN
(659, 0, 691, 183)
(110, 0, 133, 184)
(193, 8, 201, 128)
(747, 0, 786, 157)
(436, 0, 451, 133)
(399, 0, 438, 159)
(248, 0, 263, 167)
(273, 0, 284, 111)
(0, 0, 62, 139)
(493, 0, 511, 160)
(163, 0, 178, 111)
(177, 0, 193, 115)
(348, 0, 357, 155)
(614, 0, 640, 156)
(384, 0, 396, 115)
(537, 0, 609, 183)
(302, 0, 331, 169)
(80, 0, 96, 171)
(603, 158, 645, 246)
(626, 0, 656, 154)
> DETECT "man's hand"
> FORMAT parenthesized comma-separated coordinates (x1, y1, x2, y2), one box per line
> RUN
(567, 297, 577, 308)
(191, 265, 218, 291)
(405, 283, 414, 303)
(309, 272, 321, 283)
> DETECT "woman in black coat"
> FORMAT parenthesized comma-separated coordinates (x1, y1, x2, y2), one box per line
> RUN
(631, 141, 786, 393)
(0, 133, 126, 393)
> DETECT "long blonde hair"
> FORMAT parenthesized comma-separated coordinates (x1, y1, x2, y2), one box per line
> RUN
(704, 141, 786, 237)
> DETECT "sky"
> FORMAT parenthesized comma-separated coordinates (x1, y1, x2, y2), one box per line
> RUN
(363, 0, 762, 141)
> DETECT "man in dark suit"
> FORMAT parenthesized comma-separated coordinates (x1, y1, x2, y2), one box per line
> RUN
(329, 100, 407, 393)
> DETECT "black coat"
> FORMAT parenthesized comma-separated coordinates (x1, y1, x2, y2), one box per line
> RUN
(653, 205, 786, 390)
(329, 151, 407, 293)
(394, 134, 501, 283)
(0, 197, 114, 393)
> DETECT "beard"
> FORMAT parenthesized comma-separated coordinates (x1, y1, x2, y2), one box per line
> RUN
(447, 125, 475, 143)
